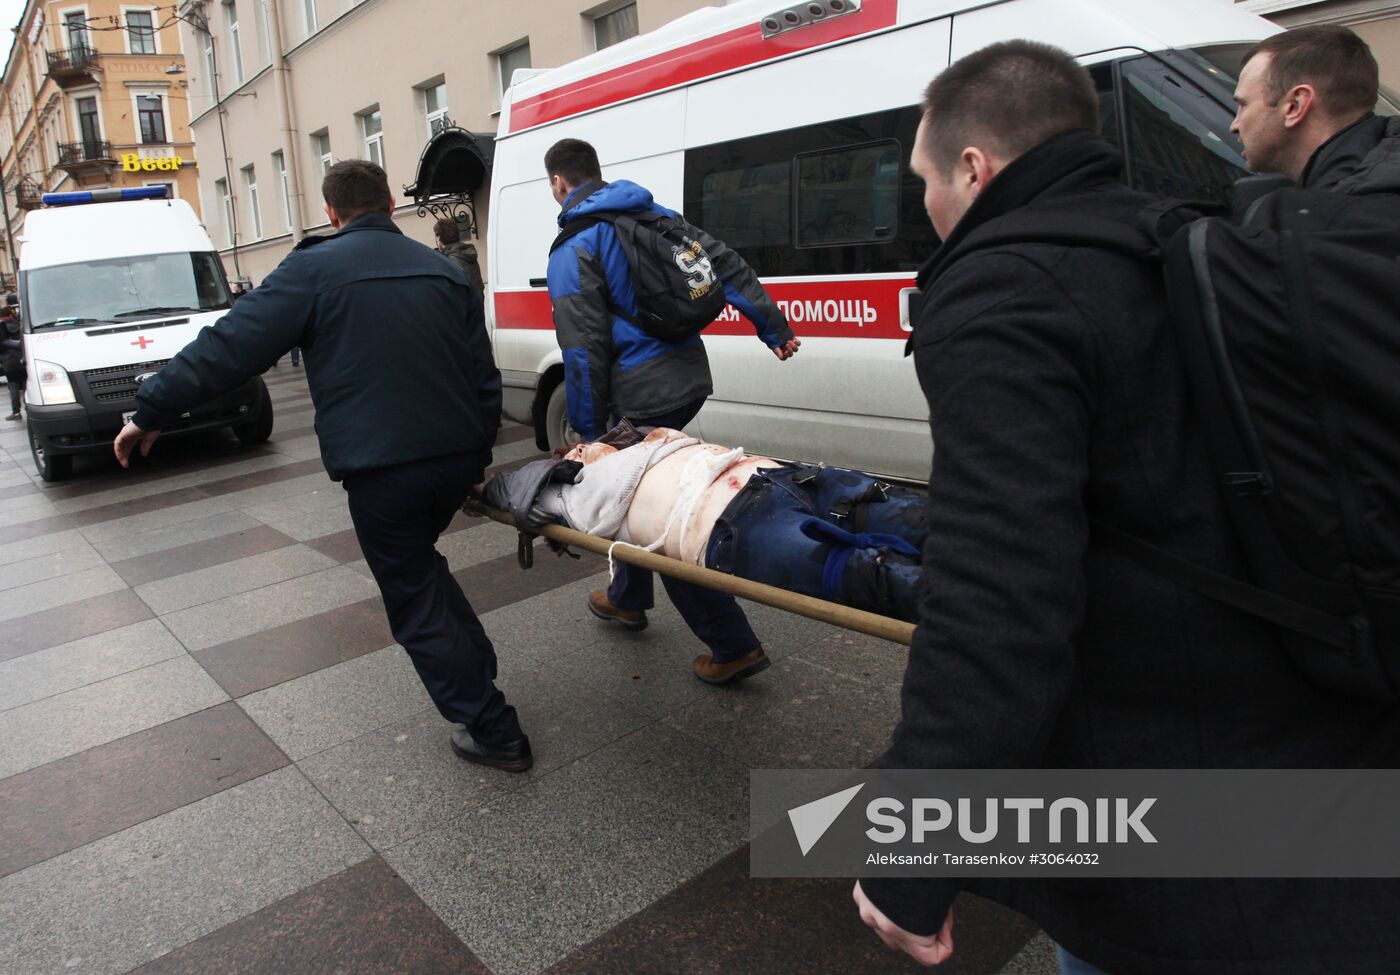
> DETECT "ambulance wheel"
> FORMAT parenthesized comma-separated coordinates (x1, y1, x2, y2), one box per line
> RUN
(30, 426, 72, 482)
(543, 382, 580, 452)
(234, 380, 274, 445)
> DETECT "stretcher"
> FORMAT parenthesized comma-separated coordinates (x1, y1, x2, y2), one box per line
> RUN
(465, 500, 916, 647)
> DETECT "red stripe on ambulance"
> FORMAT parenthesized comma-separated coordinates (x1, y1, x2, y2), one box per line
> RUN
(506, 0, 898, 133)
(494, 276, 914, 341)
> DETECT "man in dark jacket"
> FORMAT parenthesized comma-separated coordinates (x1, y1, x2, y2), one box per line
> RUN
(544, 138, 800, 686)
(114, 160, 531, 772)
(2, 298, 23, 420)
(1231, 25, 1398, 191)
(853, 41, 1400, 973)
(434, 217, 485, 296)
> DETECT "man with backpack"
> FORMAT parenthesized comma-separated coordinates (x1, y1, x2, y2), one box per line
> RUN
(1231, 25, 1398, 192)
(543, 137, 799, 686)
(852, 40, 1400, 973)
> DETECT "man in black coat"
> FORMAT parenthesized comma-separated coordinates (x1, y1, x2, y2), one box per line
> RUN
(115, 160, 531, 772)
(1231, 24, 1398, 192)
(853, 41, 1400, 973)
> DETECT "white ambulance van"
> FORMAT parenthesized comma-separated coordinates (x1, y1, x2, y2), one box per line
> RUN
(19, 187, 272, 481)
(487, 0, 1283, 481)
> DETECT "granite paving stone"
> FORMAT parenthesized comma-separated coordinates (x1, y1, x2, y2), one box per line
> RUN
(0, 588, 153, 663)
(128, 857, 492, 975)
(790, 627, 911, 689)
(0, 618, 186, 711)
(241, 487, 355, 541)
(111, 524, 297, 588)
(0, 491, 62, 527)
(238, 645, 435, 760)
(195, 456, 327, 498)
(193, 596, 394, 698)
(67, 485, 213, 528)
(78, 496, 236, 545)
(0, 656, 229, 777)
(0, 563, 127, 623)
(92, 510, 262, 562)
(45, 452, 301, 514)
(385, 725, 749, 975)
(0, 540, 104, 592)
(136, 543, 338, 615)
(0, 702, 287, 878)
(663, 654, 901, 770)
(214, 471, 333, 510)
(0, 512, 76, 546)
(0, 766, 370, 975)
(159, 564, 379, 651)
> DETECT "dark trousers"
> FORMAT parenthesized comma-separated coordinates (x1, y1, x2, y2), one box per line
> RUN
(7, 377, 21, 414)
(606, 399, 759, 662)
(344, 452, 522, 746)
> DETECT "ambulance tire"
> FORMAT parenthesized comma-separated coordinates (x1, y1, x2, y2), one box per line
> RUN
(29, 425, 72, 482)
(234, 380, 274, 445)
(543, 382, 580, 452)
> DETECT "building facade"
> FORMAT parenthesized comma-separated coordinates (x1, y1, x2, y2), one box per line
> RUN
(173, 0, 716, 286)
(0, 0, 198, 286)
(1243, 0, 1400, 90)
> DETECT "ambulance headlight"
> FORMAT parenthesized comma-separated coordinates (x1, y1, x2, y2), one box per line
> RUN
(34, 360, 76, 405)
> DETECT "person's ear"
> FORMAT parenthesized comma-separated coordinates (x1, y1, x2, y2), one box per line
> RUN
(325, 203, 341, 228)
(962, 146, 997, 199)
(1281, 83, 1317, 129)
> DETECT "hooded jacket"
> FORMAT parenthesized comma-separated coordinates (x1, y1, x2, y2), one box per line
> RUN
(546, 179, 792, 440)
(861, 130, 1400, 974)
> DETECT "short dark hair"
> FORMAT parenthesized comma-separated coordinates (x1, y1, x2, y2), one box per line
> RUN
(1242, 25, 1378, 120)
(544, 138, 602, 186)
(920, 40, 1098, 170)
(321, 159, 392, 220)
(434, 217, 461, 244)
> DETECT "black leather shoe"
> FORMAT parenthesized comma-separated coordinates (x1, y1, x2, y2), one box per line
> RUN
(450, 730, 533, 773)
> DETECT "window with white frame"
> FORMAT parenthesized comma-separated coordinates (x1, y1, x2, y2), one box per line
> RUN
(313, 129, 332, 173)
(203, 34, 217, 97)
(216, 177, 233, 246)
(225, 1, 244, 86)
(303, 0, 316, 35)
(243, 165, 261, 239)
(257, 0, 271, 61)
(423, 81, 448, 137)
(592, 3, 638, 51)
(136, 93, 166, 143)
(126, 9, 157, 55)
(359, 107, 383, 169)
(496, 41, 531, 98)
(273, 150, 291, 230)
(64, 11, 89, 53)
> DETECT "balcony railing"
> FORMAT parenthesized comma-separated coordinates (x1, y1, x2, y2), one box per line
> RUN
(57, 140, 115, 169)
(45, 45, 99, 85)
(15, 179, 42, 211)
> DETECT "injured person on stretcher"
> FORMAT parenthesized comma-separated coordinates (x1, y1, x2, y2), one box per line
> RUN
(481, 421, 925, 622)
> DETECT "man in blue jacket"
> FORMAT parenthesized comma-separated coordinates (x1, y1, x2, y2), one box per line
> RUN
(114, 160, 531, 772)
(544, 138, 799, 686)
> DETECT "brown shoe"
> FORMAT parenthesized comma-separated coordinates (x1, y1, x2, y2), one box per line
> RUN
(588, 591, 648, 631)
(693, 647, 771, 686)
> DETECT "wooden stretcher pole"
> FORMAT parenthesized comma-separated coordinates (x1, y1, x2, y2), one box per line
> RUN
(468, 503, 916, 647)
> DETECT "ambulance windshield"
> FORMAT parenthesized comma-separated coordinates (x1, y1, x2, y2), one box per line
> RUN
(26, 251, 231, 331)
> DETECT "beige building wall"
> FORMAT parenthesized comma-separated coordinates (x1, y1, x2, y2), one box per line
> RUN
(176, 0, 719, 286)
(0, 0, 197, 283)
(1243, 1, 1400, 91)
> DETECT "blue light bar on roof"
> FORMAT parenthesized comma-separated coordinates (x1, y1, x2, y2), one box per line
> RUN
(41, 186, 170, 206)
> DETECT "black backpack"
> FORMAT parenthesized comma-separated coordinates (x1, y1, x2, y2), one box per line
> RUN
(550, 209, 729, 343)
(949, 191, 1400, 703)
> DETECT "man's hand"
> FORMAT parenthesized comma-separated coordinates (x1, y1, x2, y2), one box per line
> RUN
(113, 421, 160, 469)
(853, 881, 954, 967)
(772, 337, 802, 361)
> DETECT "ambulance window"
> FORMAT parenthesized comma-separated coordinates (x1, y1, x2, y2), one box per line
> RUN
(795, 140, 900, 248)
(1117, 56, 1247, 206)
(684, 106, 936, 277)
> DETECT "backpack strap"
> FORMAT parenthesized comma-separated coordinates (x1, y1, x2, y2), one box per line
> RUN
(1092, 520, 1371, 662)
(550, 212, 615, 254)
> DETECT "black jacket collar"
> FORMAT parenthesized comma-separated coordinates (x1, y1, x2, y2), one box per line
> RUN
(295, 211, 403, 250)
(915, 130, 1124, 291)
(1299, 113, 1390, 190)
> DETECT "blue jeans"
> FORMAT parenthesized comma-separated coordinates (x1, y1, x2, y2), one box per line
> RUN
(1057, 945, 1111, 975)
(607, 399, 759, 663)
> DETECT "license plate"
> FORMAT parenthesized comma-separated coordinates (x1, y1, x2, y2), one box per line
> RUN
(121, 411, 135, 426)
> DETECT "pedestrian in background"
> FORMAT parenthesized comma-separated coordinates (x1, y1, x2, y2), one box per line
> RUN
(435, 216, 485, 296)
(2, 297, 24, 421)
